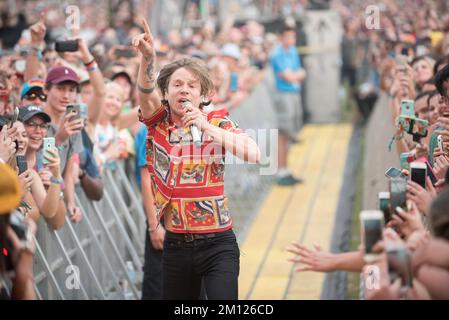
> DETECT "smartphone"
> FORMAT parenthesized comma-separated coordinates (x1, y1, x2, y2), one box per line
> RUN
(384, 167, 406, 179)
(386, 243, 413, 289)
(389, 177, 407, 211)
(396, 54, 408, 65)
(66, 103, 87, 121)
(400, 99, 415, 117)
(115, 47, 136, 58)
(9, 107, 19, 129)
(410, 161, 427, 189)
(55, 40, 79, 52)
(16, 155, 28, 175)
(378, 192, 391, 222)
(42, 137, 55, 165)
(360, 210, 384, 263)
(437, 134, 444, 153)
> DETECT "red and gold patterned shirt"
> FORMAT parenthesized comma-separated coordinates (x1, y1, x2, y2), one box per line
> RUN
(139, 106, 243, 234)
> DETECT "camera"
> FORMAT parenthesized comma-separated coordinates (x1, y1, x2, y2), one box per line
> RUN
(378, 192, 392, 223)
(66, 103, 87, 121)
(389, 177, 407, 212)
(114, 47, 136, 58)
(360, 210, 384, 263)
(16, 155, 28, 175)
(410, 161, 426, 189)
(396, 100, 429, 142)
(400, 99, 415, 117)
(55, 40, 79, 52)
(42, 137, 55, 165)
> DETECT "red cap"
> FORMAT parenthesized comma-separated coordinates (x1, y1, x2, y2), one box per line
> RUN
(46, 66, 80, 85)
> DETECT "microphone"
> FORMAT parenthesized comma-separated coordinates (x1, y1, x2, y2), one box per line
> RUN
(182, 101, 202, 148)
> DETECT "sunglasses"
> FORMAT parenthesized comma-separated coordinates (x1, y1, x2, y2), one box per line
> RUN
(23, 92, 47, 102)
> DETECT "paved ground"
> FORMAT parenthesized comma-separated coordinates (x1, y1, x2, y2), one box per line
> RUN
(238, 123, 352, 300)
(362, 93, 399, 210)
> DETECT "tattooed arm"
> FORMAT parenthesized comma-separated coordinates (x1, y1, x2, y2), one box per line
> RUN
(132, 18, 161, 118)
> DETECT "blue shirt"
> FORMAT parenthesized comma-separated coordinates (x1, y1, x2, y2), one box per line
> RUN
(270, 44, 302, 93)
(134, 125, 148, 189)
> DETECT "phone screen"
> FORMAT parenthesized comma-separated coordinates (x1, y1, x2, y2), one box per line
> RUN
(385, 167, 404, 178)
(363, 218, 383, 254)
(379, 198, 391, 222)
(55, 40, 79, 52)
(389, 178, 407, 210)
(411, 167, 426, 189)
(16, 155, 28, 175)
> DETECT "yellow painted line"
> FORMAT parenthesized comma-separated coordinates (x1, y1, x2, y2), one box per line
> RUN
(249, 125, 337, 299)
(287, 124, 352, 299)
(239, 124, 352, 300)
(238, 124, 323, 299)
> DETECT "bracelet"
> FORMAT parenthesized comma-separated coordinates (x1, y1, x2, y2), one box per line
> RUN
(50, 177, 64, 184)
(83, 58, 96, 66)
(148, 222, 160, 233)
(137, 84, 155, 94)
(28, 46, 43, 61)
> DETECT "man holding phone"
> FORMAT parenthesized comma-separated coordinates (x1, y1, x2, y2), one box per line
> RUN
(42, 66, 84, 223)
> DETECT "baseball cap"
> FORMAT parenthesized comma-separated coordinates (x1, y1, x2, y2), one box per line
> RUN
(18, 105, 51, 123)
(221, 43, 241, 60)
(0, 164, 21, 215)
(105, 65, 133, 85)
(20, 79, 45, 99)
(46, 66, 80, 85)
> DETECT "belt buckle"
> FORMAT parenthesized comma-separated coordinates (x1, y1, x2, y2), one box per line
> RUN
(184, 233, 194, 242)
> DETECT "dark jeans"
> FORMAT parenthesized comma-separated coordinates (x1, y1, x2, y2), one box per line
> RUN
(141, 223, 163, 300)
(162, 229, 240, 300)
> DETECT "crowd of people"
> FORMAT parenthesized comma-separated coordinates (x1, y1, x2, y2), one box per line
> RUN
(0, 0, 299, 300)
(2, 0, 448, 300)
(288, 0, 449, 300)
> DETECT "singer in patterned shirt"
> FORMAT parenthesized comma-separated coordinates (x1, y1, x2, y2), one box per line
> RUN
(133, 19, 260, 300)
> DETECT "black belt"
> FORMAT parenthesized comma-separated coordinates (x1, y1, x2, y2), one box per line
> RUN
(166, 229, 232, 243)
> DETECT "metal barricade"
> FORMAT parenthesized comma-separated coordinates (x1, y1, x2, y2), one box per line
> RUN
(33, 160, 145, 300)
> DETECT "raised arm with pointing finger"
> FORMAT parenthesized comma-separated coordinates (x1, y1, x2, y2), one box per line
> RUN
(132, 19, 161, 118)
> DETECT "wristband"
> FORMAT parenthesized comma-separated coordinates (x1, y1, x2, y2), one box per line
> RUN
(83, 58, 95, 66)
(28, 46, 43, 61)
(148, 223, 160, 233)
(50, 177, 64, 184)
